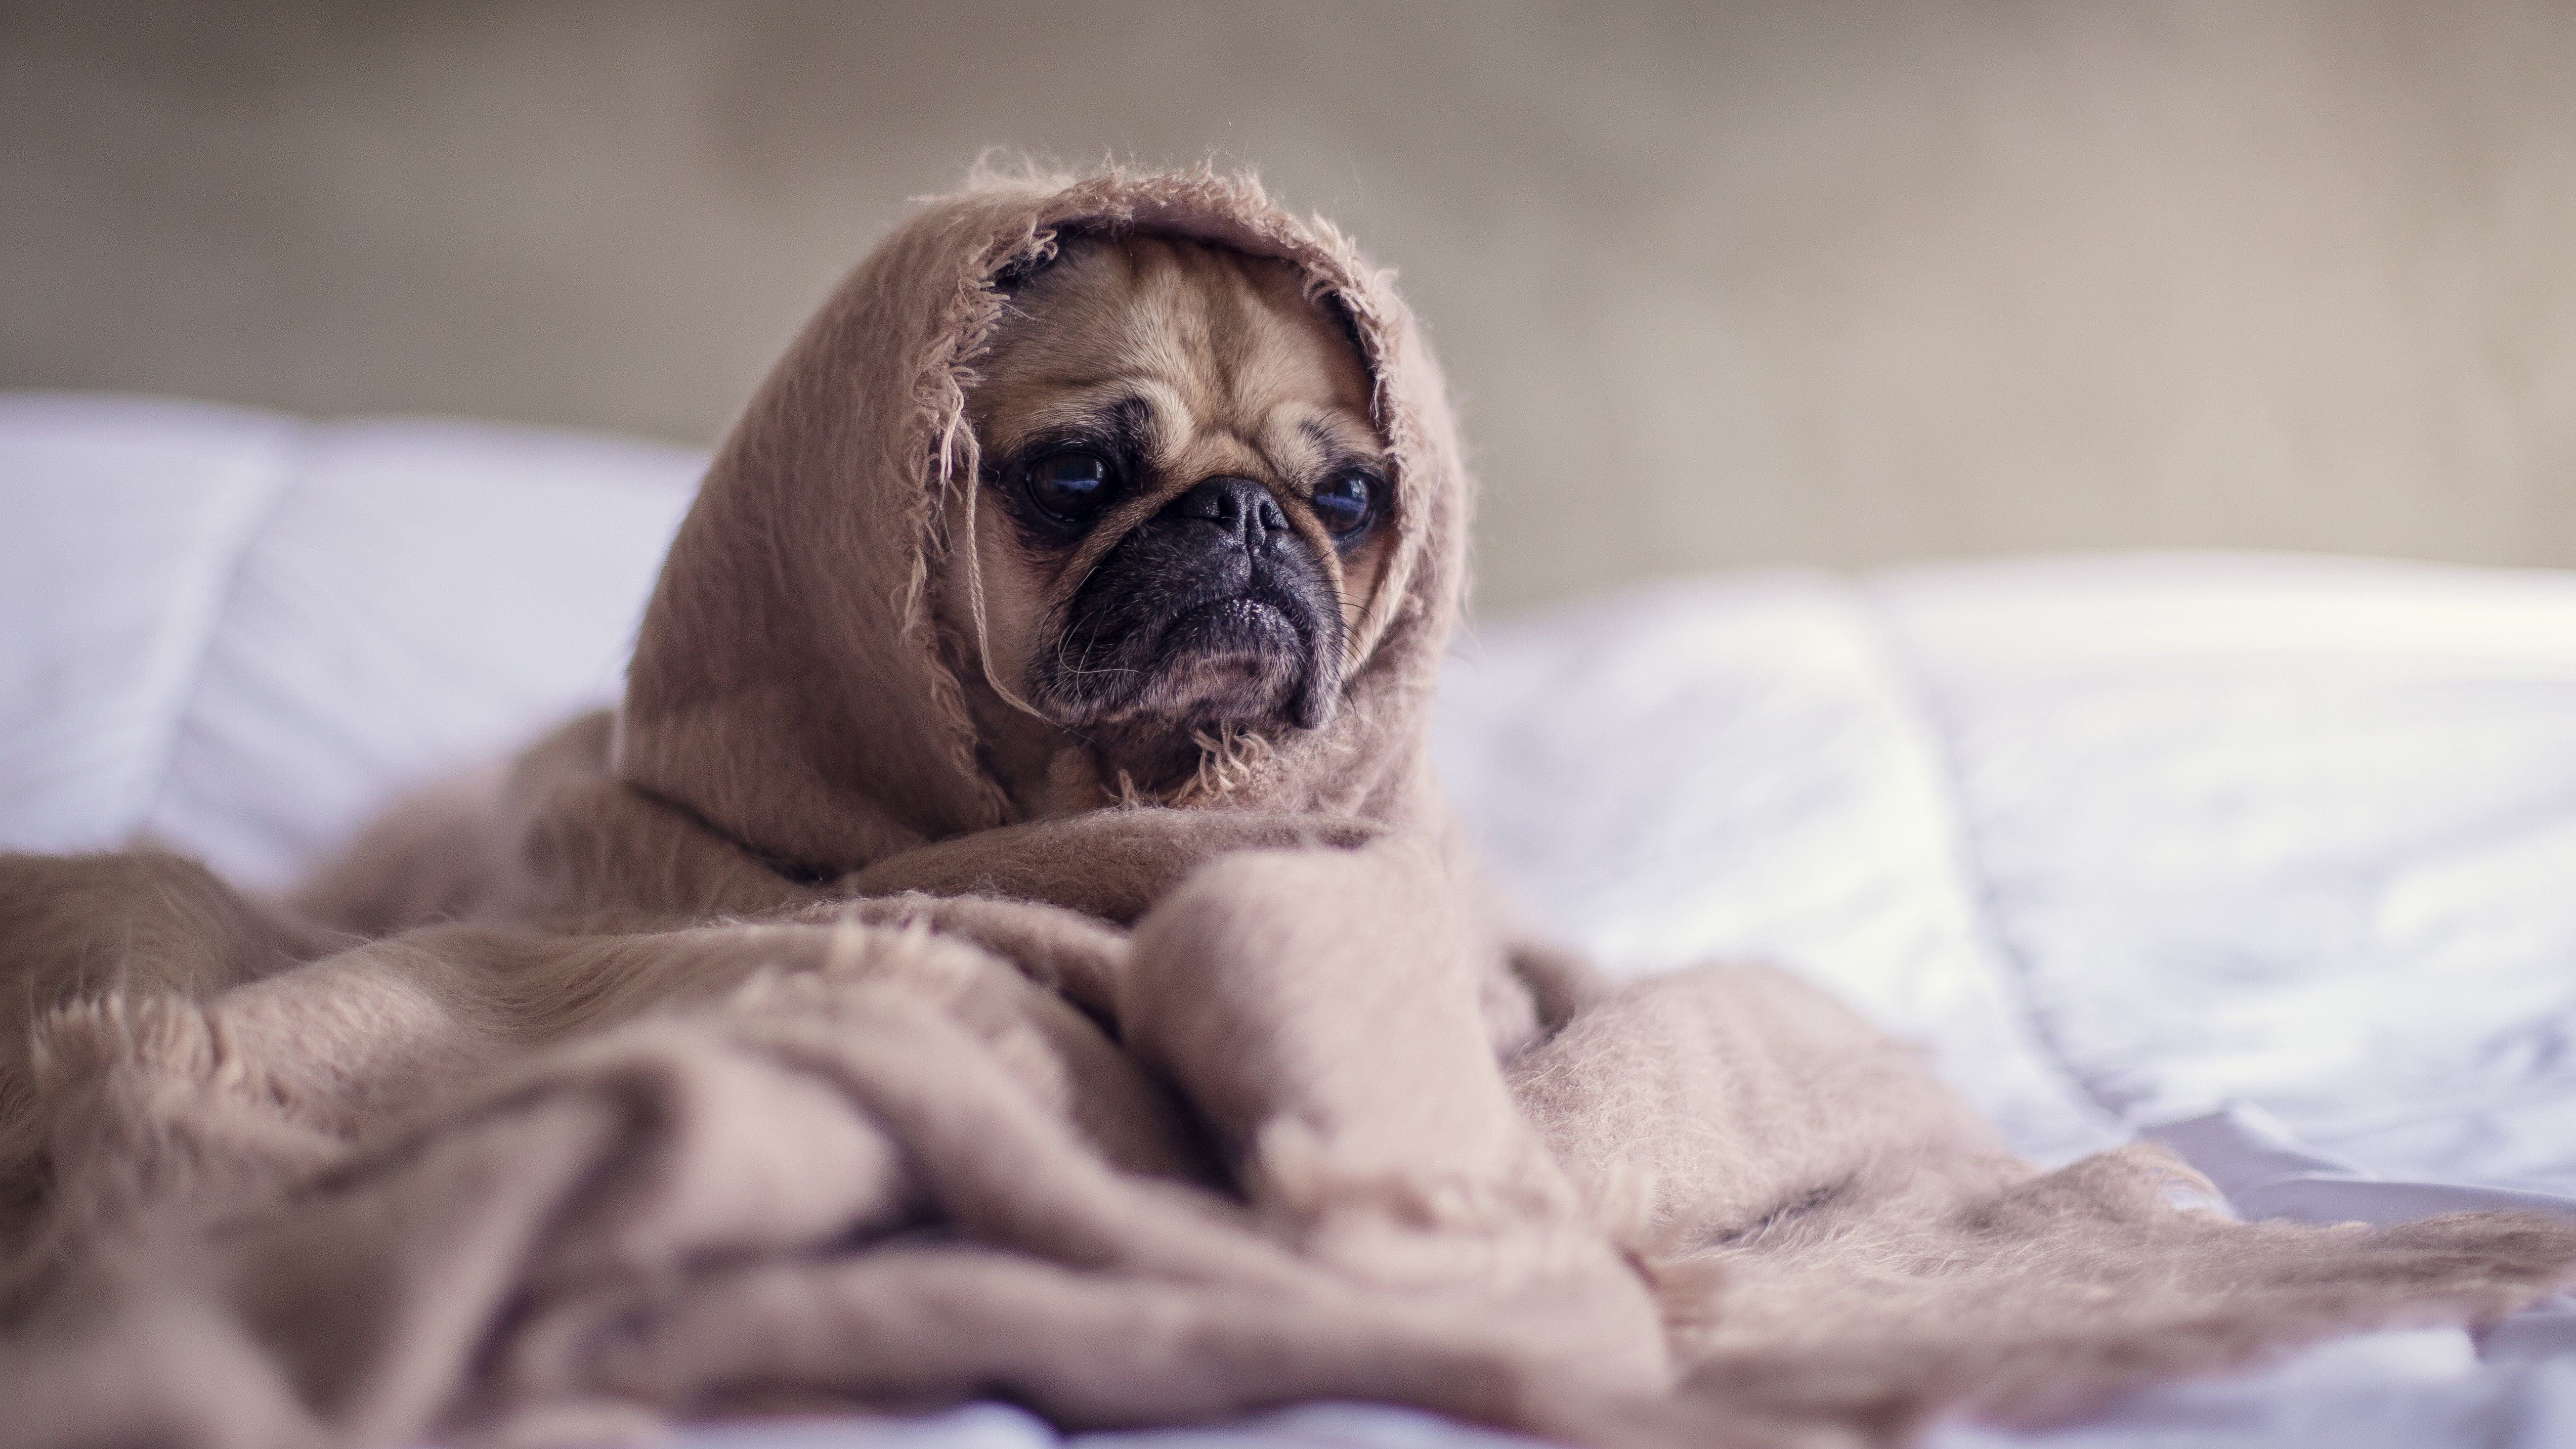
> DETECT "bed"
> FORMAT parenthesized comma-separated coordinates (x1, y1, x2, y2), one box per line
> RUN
(6, 391, 2572, 1448)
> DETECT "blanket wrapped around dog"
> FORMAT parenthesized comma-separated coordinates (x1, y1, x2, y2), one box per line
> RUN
(5, 169, 2575, 1449)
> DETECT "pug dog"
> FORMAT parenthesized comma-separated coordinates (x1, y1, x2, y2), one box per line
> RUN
(937, 234, 1396, 813)
(275, 230, 1401, 935)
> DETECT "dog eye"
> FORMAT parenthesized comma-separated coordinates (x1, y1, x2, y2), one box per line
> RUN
(1024, 450, 1114, 523)
(1311, 470, 1377, 538)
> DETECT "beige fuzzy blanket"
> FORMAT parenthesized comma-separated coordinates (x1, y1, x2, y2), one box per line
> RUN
(5, 169, 2573, 1449)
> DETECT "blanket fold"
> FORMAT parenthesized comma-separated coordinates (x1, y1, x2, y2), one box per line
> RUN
(5, 166, 2574, 1449)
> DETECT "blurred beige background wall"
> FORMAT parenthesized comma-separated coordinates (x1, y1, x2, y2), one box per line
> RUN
(6, 1, 2573, 611)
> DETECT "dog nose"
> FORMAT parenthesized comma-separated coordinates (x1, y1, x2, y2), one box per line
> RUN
(1169, 475, 1289, 548)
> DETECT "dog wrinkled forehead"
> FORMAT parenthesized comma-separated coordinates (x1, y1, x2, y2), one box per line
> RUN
(994, 226, 1373, 367)
(968, 232, 1387, 526)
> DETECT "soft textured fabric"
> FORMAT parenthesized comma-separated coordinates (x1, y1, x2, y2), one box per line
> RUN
(6, 172, 2576, 1449)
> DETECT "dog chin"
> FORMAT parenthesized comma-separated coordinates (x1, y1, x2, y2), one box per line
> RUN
(1036, 591, 1338, 738)
(1135, 598, 1310, 722)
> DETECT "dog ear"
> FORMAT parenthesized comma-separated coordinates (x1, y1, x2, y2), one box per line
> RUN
(990, 232, 1068, 295)
(1314, 290, 1369, 373)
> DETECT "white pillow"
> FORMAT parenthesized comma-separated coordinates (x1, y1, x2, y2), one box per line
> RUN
(0, 393, 700, 888)
(1877, 553, 2576, 1193)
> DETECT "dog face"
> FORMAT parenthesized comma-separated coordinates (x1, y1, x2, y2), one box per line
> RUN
(944, 233, 1392, 792)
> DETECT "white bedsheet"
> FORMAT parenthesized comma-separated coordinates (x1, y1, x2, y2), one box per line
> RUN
(5, 393, 2573, 1447)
